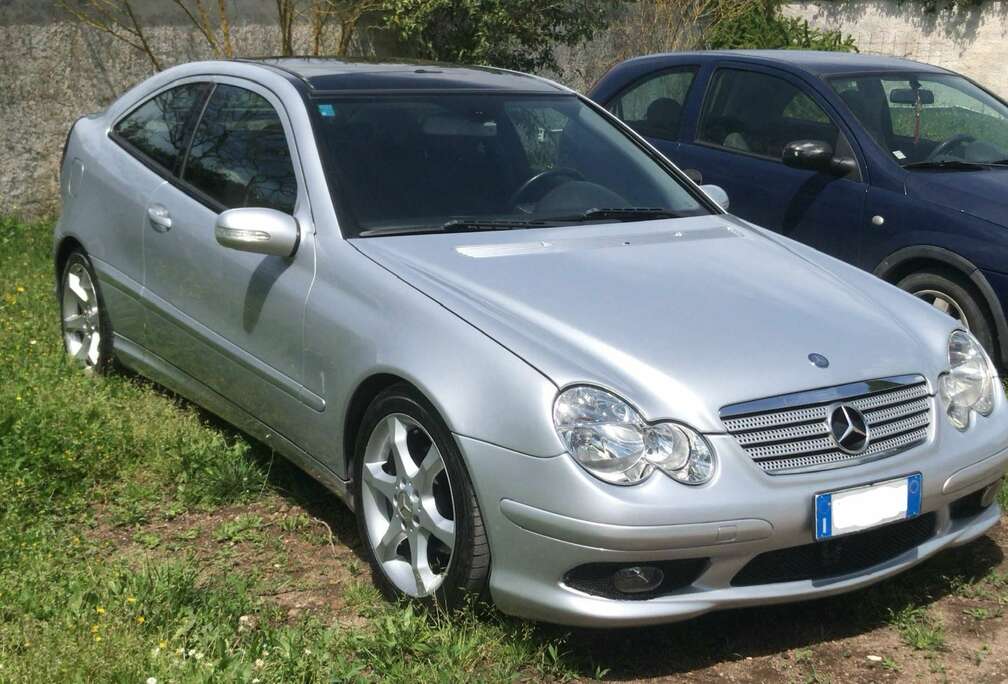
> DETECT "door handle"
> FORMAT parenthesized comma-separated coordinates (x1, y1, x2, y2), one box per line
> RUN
(147, 204, 172, 232)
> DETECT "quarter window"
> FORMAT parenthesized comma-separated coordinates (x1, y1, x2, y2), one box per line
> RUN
(607, 68, 697, 140)
(698, 69, 840, 159)
(113, 83, 209, 172)
(183, 85, 297, 213)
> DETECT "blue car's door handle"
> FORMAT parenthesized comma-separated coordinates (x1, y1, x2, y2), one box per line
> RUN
(147, 204, 172, 232)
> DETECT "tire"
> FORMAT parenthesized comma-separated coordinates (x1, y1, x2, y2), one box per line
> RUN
(58, 250, 114, 373)
(353, 383, 490, 609)
(897, 269, 996, 357)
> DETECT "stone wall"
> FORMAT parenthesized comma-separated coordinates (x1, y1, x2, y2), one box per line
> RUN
(784, 1, 1008, 95)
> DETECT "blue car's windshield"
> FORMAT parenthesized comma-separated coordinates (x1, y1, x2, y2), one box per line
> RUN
(829, 72, 1008, 169)
(309, 93, 710, 236)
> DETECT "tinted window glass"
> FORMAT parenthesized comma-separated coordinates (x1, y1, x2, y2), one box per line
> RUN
(113, 83, 208, 171)
(183, 85, 297, 213)
(312, 94, 708, 236)
(831, 73, 1008, 166)
(607, 68, 697, 140)
(699, 69, 839, 158)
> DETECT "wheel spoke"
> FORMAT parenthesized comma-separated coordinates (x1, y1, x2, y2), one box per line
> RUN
(362, 460, 397, 504)
(375, 516, 406, 562)
(387, 416, 418, 481)
(418, 500, 455, 549)
(63, 313, 87, 333)
(408, 527, 438, 595)
(414, 444, 444, 496)
(87, 332, 101, 365)
(67, 271, 89, 304)
(72, 334, 91, 362)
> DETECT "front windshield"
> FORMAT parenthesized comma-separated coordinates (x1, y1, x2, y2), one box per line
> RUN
(310, 93, 709, 236)
(829, 72, 1008, 168)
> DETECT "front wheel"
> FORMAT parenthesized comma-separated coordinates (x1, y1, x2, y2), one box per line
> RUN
(59, 250, 114, 373)
(353, 384, 490, 608)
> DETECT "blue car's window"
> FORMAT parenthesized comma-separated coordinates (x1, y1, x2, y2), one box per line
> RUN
(698, 68, 840, 159)
(830, 73, 1008, 167)
(311, 94, 710, 237)
(606, 68, 698, 140)
(113, 83, 209, 173)
(182, 84, 298, 213)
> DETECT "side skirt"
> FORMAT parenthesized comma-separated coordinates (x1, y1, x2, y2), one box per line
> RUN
(113, 333, 354, 511)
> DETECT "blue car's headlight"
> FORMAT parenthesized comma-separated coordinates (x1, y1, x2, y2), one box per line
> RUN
(940, 330, 998, 430)
(552, 385, 715, 486)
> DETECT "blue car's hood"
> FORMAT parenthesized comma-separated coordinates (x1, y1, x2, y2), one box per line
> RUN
(907, 169, 1008, 227)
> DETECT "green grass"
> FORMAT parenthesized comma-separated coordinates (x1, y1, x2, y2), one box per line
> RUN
(888, 604, 946, 651)
(0, 217, 577, 682)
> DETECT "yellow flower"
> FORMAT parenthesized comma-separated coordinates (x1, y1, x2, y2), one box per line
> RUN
(159, 640, 168, 650)
(15, 286, 24, 293)
(95, 606, 105, 615)
(127, 596, 137, 604)
(136, 615, 145, 624)
(94, 635, 102, 642)
(90, 624, 99, 634)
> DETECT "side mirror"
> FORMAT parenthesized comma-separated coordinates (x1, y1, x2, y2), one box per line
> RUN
(683, 168, 704, 184)
(782, 140, 857, 176)
(700, 184, 730, 210)
(214, 208, 299, 257)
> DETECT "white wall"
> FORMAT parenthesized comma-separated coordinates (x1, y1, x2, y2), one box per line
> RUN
(785, 1, 1008, 96)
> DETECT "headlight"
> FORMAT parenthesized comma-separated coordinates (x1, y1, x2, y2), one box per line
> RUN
(939, 330, 997, 430)
(552, 386, 715, 486)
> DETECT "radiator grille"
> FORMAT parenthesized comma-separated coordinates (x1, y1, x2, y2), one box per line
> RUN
(721, 376, 933, 475)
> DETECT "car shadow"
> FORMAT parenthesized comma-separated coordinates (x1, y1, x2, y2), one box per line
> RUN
(529, 534, 1003, 679)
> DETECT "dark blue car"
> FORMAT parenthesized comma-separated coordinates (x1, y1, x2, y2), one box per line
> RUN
(590, 50, 1008, 368)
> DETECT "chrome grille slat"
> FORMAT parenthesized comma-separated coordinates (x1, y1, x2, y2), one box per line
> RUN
(721, 376, 933, 475)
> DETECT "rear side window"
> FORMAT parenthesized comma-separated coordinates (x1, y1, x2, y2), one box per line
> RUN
(183, 84, 297, 213)
(698, 68, 840, 159)
(606, 68, 697, 140)
(113, 83, 209, 172)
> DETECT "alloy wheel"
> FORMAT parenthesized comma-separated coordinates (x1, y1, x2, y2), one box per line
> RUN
(61, 261, 102, 369)
(360, 413, 456, 597)
(913, 288, 970, 330)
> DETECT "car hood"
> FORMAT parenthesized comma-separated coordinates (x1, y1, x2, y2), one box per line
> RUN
(907, 168, 1008, 227)
(351, 216, 948, 433)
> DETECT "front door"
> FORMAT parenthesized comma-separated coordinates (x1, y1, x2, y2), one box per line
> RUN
(142, 80, 319, 439)
(672, 65, 868, 263)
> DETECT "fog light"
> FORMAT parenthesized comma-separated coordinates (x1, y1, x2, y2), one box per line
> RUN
(612, 566, 664, 594)
(981, 479, 1002, 508)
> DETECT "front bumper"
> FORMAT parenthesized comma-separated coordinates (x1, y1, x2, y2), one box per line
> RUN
(457, 426, 1008, 627)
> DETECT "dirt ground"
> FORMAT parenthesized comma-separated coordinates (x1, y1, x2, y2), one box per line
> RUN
(90, 468, 1008, 683)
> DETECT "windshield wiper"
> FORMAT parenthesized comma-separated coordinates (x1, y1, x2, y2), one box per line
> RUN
(903, 160, 989, 171)
(358, 219, 546, 237)
(539, 207, 684, 223)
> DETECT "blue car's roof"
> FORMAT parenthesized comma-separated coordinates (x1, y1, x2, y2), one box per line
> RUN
(244, 57, 566, 94)
(617, 50, 951, 77)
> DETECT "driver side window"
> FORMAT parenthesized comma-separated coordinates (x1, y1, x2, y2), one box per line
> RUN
(182, 84, 298, 214)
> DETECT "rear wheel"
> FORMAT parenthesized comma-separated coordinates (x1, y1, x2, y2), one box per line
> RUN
(59, 251, 113, 373)
(353, 384, 490, 608)
(897, 269, 996, 356)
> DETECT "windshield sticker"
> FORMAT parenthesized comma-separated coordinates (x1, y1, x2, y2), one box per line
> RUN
(892, 150, 906, 160)
(318, 104, 335, 118)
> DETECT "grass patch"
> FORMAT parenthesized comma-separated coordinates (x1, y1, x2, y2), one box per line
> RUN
(0, 217, 579, 682)
(888, 604, 946, 651)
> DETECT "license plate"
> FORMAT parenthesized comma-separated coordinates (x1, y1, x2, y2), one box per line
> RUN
(814, 474, 922, 540)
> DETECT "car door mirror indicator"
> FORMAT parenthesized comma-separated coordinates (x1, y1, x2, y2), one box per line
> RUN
(214, 208, 300, 258)
(782, 140, 857, 177)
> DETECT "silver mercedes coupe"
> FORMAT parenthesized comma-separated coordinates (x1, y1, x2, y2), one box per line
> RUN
(54, 58, 1007, 626)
